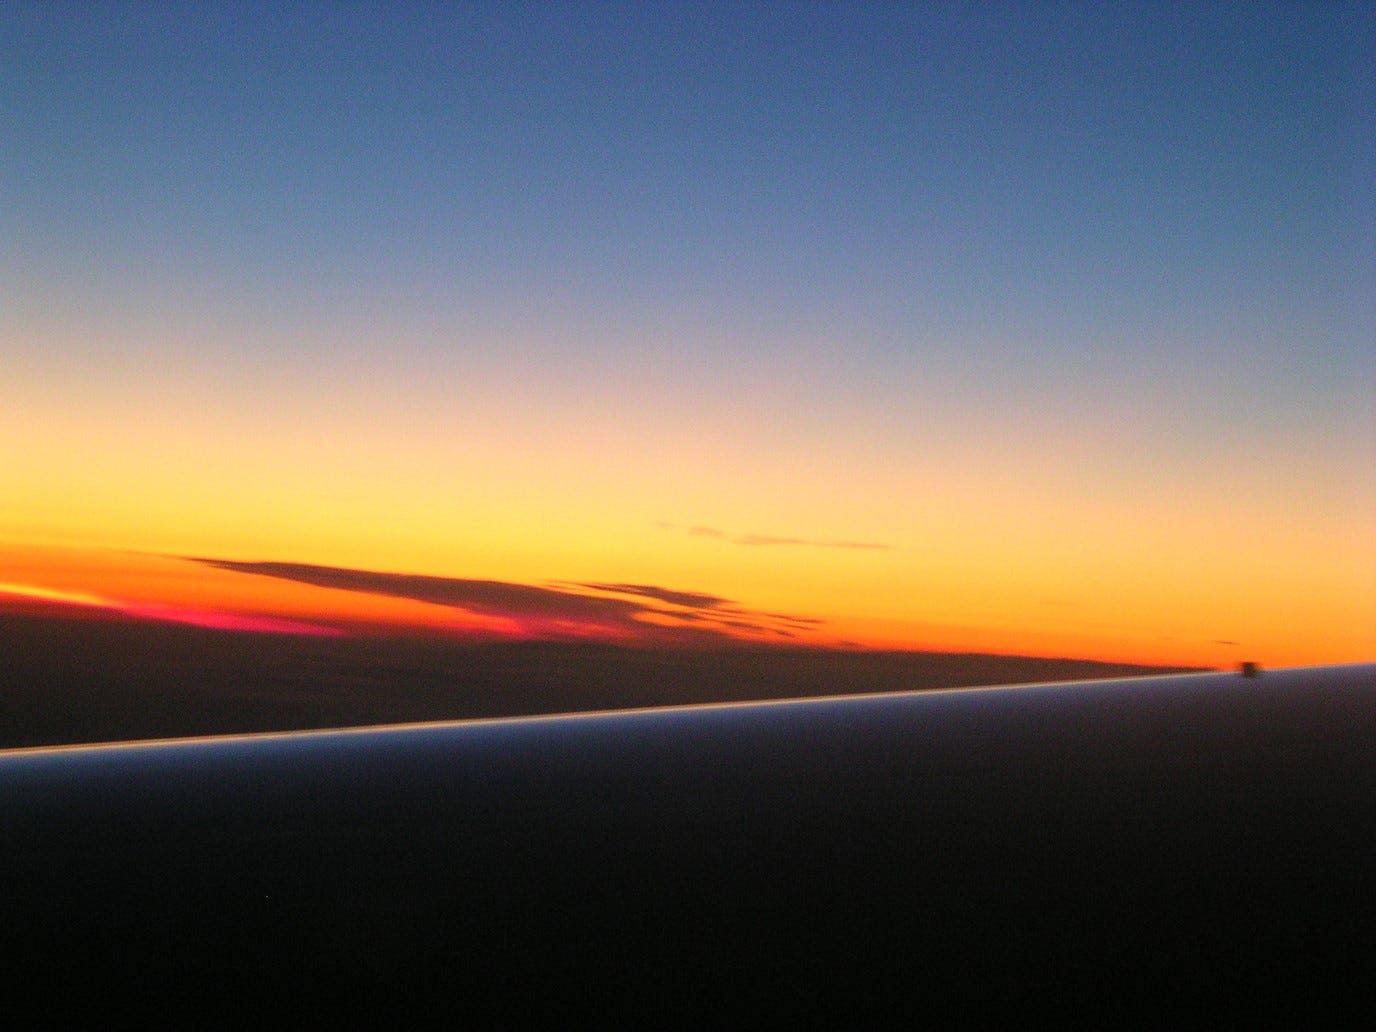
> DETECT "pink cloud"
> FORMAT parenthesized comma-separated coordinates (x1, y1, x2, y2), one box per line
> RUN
(0, 582, 343, 637)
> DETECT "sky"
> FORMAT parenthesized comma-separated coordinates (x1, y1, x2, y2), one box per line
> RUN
(3, 2, 1373, 668)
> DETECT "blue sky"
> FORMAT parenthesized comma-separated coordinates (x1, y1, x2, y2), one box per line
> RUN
(9, 2, 1370, 331)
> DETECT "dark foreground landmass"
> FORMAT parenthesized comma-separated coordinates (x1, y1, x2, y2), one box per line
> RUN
(0, 612, 1204, 749)
(5, 664, 1374, 1019)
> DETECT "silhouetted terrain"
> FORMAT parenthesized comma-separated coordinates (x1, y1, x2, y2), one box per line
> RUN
(0, 612, 1204, 748)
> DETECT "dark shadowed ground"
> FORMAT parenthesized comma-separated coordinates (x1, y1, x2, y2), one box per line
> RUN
(0, 612, 1202, 748)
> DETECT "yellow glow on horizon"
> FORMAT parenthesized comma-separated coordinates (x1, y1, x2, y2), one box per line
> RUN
(0, 582, 112, 608)
(2, 336, 1372, 669)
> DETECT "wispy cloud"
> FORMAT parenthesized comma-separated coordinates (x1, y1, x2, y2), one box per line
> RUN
(736, 534, 893, 550)
(764, 612, 826, 627)
(671, 525, 893, 551)
(184, 558, 824, 646)
(569, 583, 730, 610)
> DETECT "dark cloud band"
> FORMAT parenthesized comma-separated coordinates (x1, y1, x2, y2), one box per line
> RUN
(184, 558, 824, 645)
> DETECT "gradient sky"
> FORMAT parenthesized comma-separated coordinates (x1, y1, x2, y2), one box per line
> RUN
(3, 2, 1373, 667)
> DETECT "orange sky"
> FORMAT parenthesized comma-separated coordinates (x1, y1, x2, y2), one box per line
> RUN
(4, 323, 1371, 669)
(2, 531, 1371, 669)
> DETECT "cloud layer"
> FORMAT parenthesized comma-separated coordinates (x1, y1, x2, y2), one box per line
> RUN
(187, 558, 822, 645)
